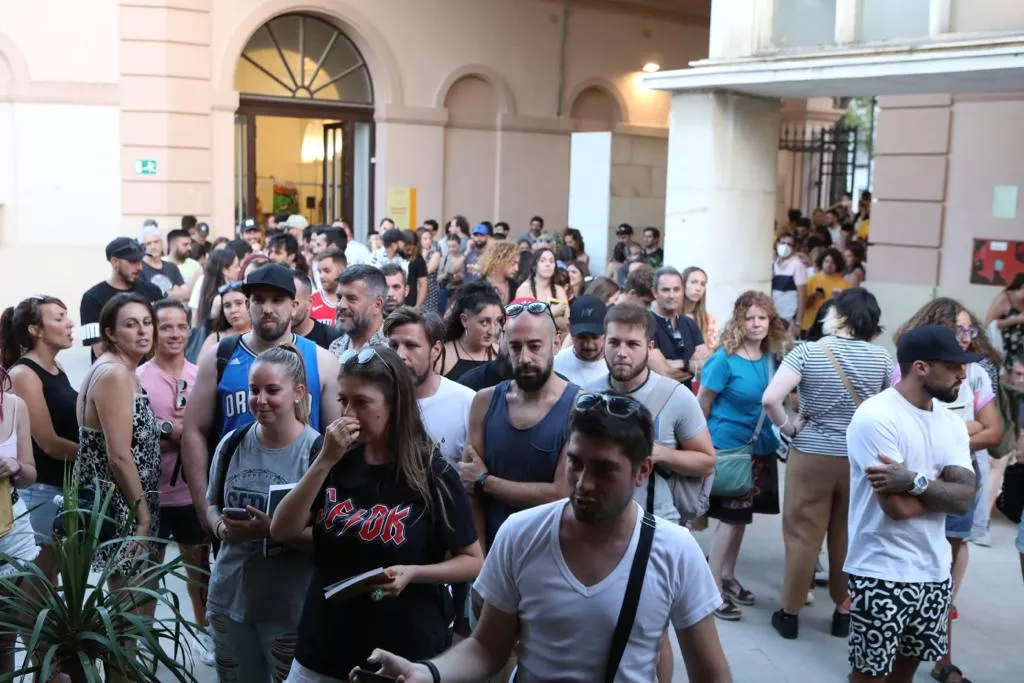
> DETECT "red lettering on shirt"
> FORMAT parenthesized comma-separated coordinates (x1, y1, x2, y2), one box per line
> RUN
(359, 504, 389, 541)
(381, 506, 410, 545)
(318, 494, 412, 547)
(341, 508, 368, 534)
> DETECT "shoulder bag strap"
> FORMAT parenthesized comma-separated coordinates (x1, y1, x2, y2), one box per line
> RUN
(641, 376, 678, 420)
(215, 422, 254, 510)
(604, 511, 656, 683)
(817, 341, 862, 406)
(745, 354, 774, 445)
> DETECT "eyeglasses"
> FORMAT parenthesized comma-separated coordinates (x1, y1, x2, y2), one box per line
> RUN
(339, 347, 395, 378)
(218, 281, 244, 296)
(175, 378, 188, 409)
(956, 325, 978, 340)
(502, 301, 554, 326)
(574, 392, 642, 419)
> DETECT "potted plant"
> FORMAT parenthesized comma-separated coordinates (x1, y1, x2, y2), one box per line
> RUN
(0, 476, 203, 682)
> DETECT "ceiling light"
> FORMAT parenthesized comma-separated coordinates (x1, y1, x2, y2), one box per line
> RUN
(642, 62, 661, 73)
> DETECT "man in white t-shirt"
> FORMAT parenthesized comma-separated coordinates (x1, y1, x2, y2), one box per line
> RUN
(845, 324, 978, 683)
(383, 306, 473, 463)
(355, 390, 730, 683)
(553, 295, 609, 387)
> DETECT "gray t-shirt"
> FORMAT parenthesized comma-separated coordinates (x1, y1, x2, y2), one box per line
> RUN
(588, 371, 708, 522)
(206, 424, 320, 623)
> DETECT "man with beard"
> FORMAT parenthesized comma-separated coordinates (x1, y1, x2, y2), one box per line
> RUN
(384, 306, 474, 464)
(380, 263, 408, 316)
(180, 263, 341, 525)
(356, 392, 730, 683)
(292, 270, 341, 350)
(309, 249, 346, 324)
(553, 296, 608, 386)
(81, 237, 163, 361)
(327, 264, 389, 358)
(588, 302, 716, 682)
(844, 325, 977, 683)
(457, 298, 580, 551)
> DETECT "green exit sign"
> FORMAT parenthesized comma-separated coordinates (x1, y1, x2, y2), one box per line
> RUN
(134, 159, 157, 176)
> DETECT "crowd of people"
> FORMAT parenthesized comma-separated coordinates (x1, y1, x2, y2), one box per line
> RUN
(0, 204, 1020, 683)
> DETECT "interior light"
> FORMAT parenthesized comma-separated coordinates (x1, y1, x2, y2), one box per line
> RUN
(642, 62, 661, 73)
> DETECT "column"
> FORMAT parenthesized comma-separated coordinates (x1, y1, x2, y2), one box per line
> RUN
(663, 91, 780, 323)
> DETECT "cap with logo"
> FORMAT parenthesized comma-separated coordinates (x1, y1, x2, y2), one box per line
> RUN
(242, 262, 296, 298)
(615, 224, 634, 236)
(105, 237, 146, 262)
(471, 223, 492, 236)
(196, 222, 210, 237)
(896, 324, 983, 366)
(239, 218, 259, 233)
(569, 296, 607, 336)
(382, 228, 407, 246)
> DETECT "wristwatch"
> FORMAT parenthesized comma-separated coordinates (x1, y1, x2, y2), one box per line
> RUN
(474, 472, 490, 494)
(159, 420, 173, 436)
(908, 472, 929, 496)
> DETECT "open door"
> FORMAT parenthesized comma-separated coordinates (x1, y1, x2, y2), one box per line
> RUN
(322, 122, 355, 224)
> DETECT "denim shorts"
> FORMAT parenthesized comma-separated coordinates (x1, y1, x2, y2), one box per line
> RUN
(18, 482, 62, 546)
(1016, 519, 1024, 555)
(945, 455, 981, 539)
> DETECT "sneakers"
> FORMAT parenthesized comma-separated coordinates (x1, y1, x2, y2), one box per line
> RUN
(972, 531, 992, 547)
(198, 628, 216, 667)
(814, 560, 828, 587)
(771, 610, 799, 639)
(805, 590, 814, 606)
(831, 610, 851, 638)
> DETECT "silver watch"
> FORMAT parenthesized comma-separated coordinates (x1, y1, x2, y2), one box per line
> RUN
(908, 472, 929, 496)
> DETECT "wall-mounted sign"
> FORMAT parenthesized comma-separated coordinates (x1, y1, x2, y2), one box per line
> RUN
(134, 159, 157, 176)
(971, 238, 1024, 286)
(386, 187, 417, 230)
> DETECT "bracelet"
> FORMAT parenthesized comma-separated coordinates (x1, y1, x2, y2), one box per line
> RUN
(214, 520, 225, 540)
(417, 660, 441, 683)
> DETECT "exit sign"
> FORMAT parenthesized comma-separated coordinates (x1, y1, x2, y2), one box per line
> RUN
(134, 159, 157, 176)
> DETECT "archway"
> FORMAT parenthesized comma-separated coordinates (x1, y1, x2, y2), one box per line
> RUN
(569, 85, 624, 132)
(442, 74, 500, 222)
(234, 12, 375, 229)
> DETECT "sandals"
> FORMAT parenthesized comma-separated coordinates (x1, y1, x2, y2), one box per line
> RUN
(722, 578, 756, 606)
(713, 597, 742, 621)
(932, 664, 972, 683)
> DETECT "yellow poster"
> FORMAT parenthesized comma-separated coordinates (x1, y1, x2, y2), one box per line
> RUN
(386, 187, 417, 230)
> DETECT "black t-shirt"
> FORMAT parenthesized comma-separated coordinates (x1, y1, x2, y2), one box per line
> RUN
(405, 255, 427, 306)
(302, 319, 342, 350)
(80, 279, 163, 347)
(294, 449, 476, 678)
(141, 259, 184, 296)
(651, 311, 704, 363)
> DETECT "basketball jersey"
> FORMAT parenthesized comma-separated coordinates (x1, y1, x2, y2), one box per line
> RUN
(217, 335, 323, 440)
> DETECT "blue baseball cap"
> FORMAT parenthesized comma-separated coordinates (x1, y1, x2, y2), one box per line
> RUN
(471, 223, 492, 236)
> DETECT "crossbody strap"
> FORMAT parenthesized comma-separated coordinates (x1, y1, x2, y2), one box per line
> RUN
(746, 354, 773, 445)
(604, 511, 656, 683)
(817, 341, 862, 406)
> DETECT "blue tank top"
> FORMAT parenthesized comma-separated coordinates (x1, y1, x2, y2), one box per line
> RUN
(481, 379, 579, 546)
(217, 335, 323, 440)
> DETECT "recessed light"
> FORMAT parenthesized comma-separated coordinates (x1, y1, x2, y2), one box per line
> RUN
(642, 62, 661, 73)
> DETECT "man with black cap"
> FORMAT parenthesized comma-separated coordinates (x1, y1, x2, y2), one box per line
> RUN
(844, 324, 978, 683)
(180, 263, 341, 527)
(553, 296, 608, 387)
(80, 237, 163, 360)
(368, 227, 409, 273)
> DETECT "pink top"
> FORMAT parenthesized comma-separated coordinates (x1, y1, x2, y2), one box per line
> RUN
(136, 360, 198, 507)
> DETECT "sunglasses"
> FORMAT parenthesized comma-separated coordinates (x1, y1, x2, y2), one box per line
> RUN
(574, 392, 642, 419)
(218, 281, 244, 296)
(339, 347, 395, 378)
(502, 301, 554, 326)
(175, 378, 188, 409)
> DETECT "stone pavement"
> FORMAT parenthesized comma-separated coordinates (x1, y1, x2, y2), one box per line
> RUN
(54, 348, 1021, 682)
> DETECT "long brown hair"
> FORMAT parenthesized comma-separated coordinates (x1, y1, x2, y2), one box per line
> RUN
(719, 290, 787, 356)
(894, 297, 1001, 366)
(340, 345, 453, 528)
(0, 295, 68, 368)
(679, 266, 709, 339)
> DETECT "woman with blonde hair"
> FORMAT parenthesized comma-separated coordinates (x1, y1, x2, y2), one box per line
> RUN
(698, 291, 787, 621)
(680, 266, 718, 349)
(478, 240, 520, 305)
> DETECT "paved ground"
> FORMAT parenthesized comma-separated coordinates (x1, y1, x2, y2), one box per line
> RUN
(50, 348, 1023, 682)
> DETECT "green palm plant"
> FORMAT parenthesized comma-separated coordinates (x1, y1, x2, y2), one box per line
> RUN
(0, 476, 203, 682)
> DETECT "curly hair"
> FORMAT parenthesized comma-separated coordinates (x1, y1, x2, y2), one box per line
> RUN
(893, 297, 1001, 365)
(718, 290, 788, 356)
(478, 240, 519, 281)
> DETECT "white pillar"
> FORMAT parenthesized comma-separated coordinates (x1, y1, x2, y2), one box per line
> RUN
(663, 91, 780, 325)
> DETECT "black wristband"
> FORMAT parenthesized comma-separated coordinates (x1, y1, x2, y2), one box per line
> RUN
(417, 660, 441, 683)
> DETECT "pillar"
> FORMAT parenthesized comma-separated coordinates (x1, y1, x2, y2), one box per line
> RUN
(663, 91, 780, 323)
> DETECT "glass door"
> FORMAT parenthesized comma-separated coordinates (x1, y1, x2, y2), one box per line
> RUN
(234, 114, 250, 223)
(322, 122, 354, 224)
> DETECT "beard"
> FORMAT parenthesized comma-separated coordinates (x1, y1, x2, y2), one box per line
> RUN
(571, 485, 634, 525)
(514, 358, 553, 393)
(608, 352, 648, 383)
(338, 310, 371, 337)
(254, 315, 291, 342)
(925, 377, 961, 404)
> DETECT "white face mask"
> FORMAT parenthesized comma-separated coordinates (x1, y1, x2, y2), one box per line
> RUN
(776, 244, 793, 258)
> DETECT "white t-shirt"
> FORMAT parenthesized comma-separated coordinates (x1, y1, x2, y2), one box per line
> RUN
(188, 274, 205, 313)
(418, 376, 475, 463)
(474, 500, 721, 683)
(345, 240, 371, 266)
(553, 347, 608, 388)
(845, 387, 972, 583)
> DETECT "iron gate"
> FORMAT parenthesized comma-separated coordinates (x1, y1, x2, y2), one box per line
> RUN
(778, 123, 867, 215)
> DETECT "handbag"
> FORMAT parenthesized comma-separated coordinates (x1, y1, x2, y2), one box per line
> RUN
(604, 511, 655, 683)
(996, 463, 1024, 524)
(710, 410, 765, 497)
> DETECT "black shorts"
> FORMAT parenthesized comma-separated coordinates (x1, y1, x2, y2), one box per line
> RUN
(848, 574, 952, 677)
(157, 505, 207, 546)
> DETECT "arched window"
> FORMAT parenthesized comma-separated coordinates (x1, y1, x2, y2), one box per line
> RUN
(235, 13, 373, 105)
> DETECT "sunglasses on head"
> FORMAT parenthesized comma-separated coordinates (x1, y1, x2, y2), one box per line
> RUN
(218, 281, 244, 296)
(339, 347, 395, 378)
(502, 301, 554, 326)
(574, 392, 642, 419)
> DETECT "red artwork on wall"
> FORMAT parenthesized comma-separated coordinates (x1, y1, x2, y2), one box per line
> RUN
(971, 239, 1024, 286)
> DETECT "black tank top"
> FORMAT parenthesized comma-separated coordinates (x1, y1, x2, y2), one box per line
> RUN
(11, 358, 79, 487)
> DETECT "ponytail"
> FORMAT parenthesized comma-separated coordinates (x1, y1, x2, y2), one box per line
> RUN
(1, 295, 67, 369)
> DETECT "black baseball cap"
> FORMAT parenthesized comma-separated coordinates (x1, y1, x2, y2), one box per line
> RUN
(897, 324, 983, 366)
(569, 296, 607, 336)
(105, 237, 146, 262)
(242, 263, 296, 298)
(615, 224, 634, 236)
(381, 228, 407, 247)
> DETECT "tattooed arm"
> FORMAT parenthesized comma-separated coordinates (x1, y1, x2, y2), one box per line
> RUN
(866, 457, 975, 516)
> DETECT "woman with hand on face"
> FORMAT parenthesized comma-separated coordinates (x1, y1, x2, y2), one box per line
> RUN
(271, 345, 482, 683)
(204, 345, 320, 682)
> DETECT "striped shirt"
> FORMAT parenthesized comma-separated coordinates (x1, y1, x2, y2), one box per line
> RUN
(782, 336, 895, 456)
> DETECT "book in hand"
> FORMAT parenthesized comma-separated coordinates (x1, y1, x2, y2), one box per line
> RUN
(263, 483, 296, 558)
(323, 567, 392, 601)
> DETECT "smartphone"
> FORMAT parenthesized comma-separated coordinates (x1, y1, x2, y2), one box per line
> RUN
(351, 668, 397, 682)
(222, 507, 251, 520)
